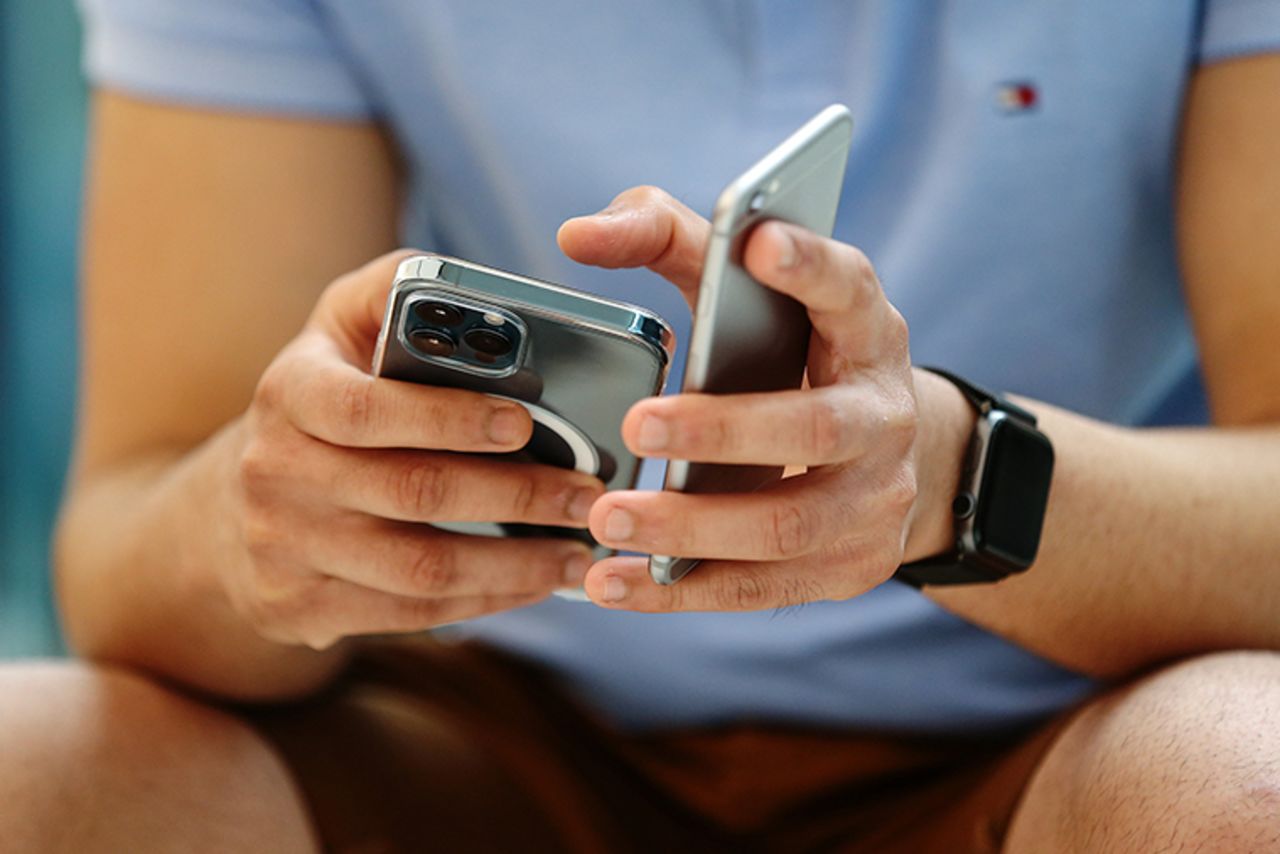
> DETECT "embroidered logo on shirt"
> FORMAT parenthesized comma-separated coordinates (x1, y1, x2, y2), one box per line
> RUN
(996, 81, 1039, 114)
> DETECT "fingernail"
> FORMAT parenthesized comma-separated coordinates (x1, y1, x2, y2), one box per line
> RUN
(776, 228, 799, 270)
(566, 487, 598, 523)
(602, 576, 629, 603)
(486, 405, 525, 445)
(604, 507, 635, 542)
(635, 415, 670, 452)
(562, 550, 591, 586)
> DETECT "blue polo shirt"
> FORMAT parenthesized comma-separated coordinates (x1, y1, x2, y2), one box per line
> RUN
(80, 1, 1280, 733)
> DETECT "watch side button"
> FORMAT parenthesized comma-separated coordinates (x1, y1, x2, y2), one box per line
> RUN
(952, 492, 977, 519)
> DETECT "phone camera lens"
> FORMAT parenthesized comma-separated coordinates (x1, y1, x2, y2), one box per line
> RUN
(464, 328, 513, 362)
(413, 301, 465, 327)
(409, 328, 457, 358)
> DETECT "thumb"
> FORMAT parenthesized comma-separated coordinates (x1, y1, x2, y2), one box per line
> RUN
(557, 186, 710, 310)
(309, 248, 423, 365)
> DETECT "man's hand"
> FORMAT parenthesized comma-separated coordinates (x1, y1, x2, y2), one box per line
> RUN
(222, 251, 601, 649)
(558, 187, 942, 612)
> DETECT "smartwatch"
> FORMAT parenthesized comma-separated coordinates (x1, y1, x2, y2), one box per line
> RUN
(893, 368, 1054, 588)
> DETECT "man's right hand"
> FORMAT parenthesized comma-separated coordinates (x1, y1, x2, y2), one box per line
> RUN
(221, 252, 601, 650)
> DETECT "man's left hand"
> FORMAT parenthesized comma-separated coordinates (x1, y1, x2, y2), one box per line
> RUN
(558, 187, 958, 612)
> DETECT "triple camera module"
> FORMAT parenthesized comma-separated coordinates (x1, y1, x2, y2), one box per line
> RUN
(405, 296, 523, 372)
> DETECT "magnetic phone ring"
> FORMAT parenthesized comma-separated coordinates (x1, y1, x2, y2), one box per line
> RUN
(494, 398, 602, 477)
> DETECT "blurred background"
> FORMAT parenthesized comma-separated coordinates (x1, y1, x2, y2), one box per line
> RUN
(0, 0, 85, 657)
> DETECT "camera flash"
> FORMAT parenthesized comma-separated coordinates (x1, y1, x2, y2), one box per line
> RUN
(483, 312, 506, 326)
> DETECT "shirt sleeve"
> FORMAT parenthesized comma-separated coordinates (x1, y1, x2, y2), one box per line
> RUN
(1198, 0, 1280, 63)
(78, 0, 374, 118)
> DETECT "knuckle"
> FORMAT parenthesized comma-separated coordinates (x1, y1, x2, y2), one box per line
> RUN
(286, 579, 342, 645)
(241, 580, 299, 638)
(252, 359, 290, 413)
(882, 305, 911, 354)
(511, 472, 540, 520)
(886, 464, 919, 515)
(826, 539, 870, 581)
(827, 537, 897, 589)
(879, 537, 907, 571)
(301, 630, 340, 652)
(864, 539, 907, 584)
(294, 619, 341, 651)
(881, 393, 918, 455)
(845, 245, 875, 283)
(240, 597, 279, 638)
(717, 572, 773, 611)
(656, 579, 687, 611)
(843, 247, 879, 310)
(320, 270, 354, 304)
(391, 458, 453, 519)
(765, 501, 819, 558)
(236, 438, 279, 497)
(885, 304, 909, 341)
(688, 403, 735, 455)
(619, 184, 670, 209)
(402, 537, 459, 593)
(246, 557, 300, 605)
(240, 511, 282, 561)
(237, 488, 295, 562)
(805, 397, 855, 462)
(413, 393, 457, 441)
(333, 377, 379, 442)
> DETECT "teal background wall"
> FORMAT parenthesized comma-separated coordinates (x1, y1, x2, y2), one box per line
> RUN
(0, 0, 86, 656)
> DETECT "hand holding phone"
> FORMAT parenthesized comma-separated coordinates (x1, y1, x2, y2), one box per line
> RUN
(653, 104, 853, 583)
(559, 105, 923, 613)
(372, 255, 674, 597)
(222, 252, 604, 650)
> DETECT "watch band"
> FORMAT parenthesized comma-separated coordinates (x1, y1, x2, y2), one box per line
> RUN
(893, 553, 1008, 588)
(918, 366, 1038, 426)
(892, 367, 1041, 589)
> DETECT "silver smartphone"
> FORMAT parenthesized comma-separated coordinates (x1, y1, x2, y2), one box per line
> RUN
(649, 104, 854, 585)
(373, 255, 674, 596)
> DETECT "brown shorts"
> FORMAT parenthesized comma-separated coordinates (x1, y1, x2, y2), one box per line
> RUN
(244, 638, 1074, 854)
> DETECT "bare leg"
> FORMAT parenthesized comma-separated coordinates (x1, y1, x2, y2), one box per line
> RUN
(1007, 651, 1280, 853)
(0, 661, 317, 853)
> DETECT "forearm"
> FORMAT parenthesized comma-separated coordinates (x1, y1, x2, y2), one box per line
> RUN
(908, 371, 1280, 679)
(55, 421, 351, 703)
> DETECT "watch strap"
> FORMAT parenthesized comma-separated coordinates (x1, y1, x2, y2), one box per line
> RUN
(920, 366, 1038, 425)
(892, 552, 1010, 589)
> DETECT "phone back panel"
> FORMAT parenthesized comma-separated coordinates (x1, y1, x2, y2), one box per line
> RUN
(373, 255, 672, 513)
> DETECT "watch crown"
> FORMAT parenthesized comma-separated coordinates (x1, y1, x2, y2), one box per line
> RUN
(951, 492, 977, 519)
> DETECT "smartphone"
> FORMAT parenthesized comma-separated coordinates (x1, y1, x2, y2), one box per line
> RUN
(373, 255, 674, 596)
(649, 104, 854, 585)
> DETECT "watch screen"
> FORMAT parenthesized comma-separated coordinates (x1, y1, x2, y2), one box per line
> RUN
(974, 418, 1054, 566)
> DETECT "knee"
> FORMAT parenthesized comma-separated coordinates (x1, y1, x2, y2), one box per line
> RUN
(1024, 651, 1280, 853)
(0, 660, 305, 847)
(0, 659, 255, 771)
(0, 660, 293, 819)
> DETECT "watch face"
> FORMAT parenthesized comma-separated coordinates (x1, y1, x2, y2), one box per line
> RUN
(973, 416, 1054, 567)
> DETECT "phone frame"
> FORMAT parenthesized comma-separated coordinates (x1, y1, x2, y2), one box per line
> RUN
(649, 104, 854, 585)
(374, 255, 674, 376)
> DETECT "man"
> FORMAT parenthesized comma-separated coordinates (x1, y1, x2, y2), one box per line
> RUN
(0, 1, 1277, 851)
